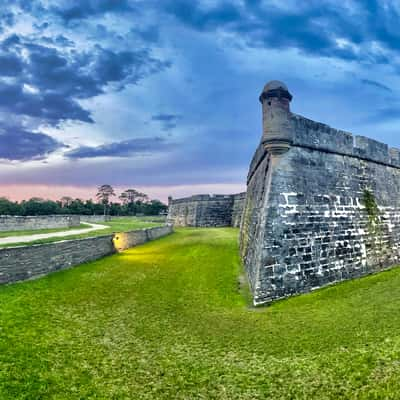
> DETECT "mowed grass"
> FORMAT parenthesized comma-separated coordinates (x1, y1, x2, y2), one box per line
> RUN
(97, 216, 164, 234)
(0, 217, 163, 247)
(1, 228, 400, 399)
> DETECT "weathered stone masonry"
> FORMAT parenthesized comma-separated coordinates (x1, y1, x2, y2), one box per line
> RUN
(167, 193, 246, 227)
(241, 80, 400, 305)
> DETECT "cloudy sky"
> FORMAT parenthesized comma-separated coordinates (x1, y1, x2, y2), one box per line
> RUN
(0, 0, 399, 202)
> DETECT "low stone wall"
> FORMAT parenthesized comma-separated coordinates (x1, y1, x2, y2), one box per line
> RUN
(0, 235, 114, 284)
(80, 215, 166, 224)
(0, 225, 173, 285)
(113, 225, 173, 252)
(79, 215, 111, 223)
(0, 215, 80, 232)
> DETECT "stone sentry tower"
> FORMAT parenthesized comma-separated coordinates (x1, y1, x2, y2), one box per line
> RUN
(241, 80, 400, 305)
(260, 80, 293, 156)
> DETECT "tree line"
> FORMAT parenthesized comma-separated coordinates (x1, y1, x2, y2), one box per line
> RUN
(0, 186, 167, 216)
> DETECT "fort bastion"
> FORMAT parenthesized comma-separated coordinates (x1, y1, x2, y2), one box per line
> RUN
(169, 80, 400, 305)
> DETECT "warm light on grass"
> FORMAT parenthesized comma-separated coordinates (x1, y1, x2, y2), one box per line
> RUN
(1, 228, 400, 398)
(112, 233, 124, 252)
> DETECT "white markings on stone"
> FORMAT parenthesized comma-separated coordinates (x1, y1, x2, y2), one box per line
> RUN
(281, 192, 298, 204)
(276, 191, 400, 278)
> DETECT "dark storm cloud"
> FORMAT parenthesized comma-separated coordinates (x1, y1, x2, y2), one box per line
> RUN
(0, 10, 15, 31)
(65, 137, 171, 159)
(51, 0, 134, 22)
(364, 106, 400, 123)
(92, 48, 170, 85)
(41, 34, 75, 47)
(130, 26, 160, 44)
(0, 27, 170, 160)
(0, 53, 23, 76)
(20, 40, 169, 101)
(164, 1, 241, 31)
(162, 1, 342, 55)
(161, 0, 400, 64)
(361, 79, 393, 93)
(0, 82, 93, 123)
(0, 127, 64, 161)
(151, 114, 181, 131)
(34, 21, 50, 31)
(151, 114, 180, 122)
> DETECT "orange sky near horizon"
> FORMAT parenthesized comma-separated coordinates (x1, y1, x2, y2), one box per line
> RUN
(0, 184, 246, 203)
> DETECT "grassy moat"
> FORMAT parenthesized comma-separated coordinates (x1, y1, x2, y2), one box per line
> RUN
(1, 228, 400, 399)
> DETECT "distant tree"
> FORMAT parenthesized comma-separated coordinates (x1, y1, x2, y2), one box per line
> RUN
(109, 202, 123, 216)
(60, 196, 73, 207)
(141, 199, 167, 215)
(68, 199, 88, 215)
(0, 197, 20, 215)
(0, 188, 165, 217)
(136, 191, 149, 203)
(82, 199, 98, 215)
(119, 189, 150, 215)
(29, 197, 45, 203)
(21, 198, 61, 215)
(119, 192, 129, 205)
(96, 184, 115, 216)
(120, 189, 148, 205)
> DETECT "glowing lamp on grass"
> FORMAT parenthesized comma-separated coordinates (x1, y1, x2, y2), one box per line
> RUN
(113, 233, 125, 253)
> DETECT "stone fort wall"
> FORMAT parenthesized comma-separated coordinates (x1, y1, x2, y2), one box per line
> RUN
(167, 193, 246, 228)
(0, 215, 81, 232)
(241, 81, 400, 305)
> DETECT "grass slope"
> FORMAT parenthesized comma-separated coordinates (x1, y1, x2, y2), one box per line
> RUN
(0, 217, 162, 248)
(1, 228, 400, 399)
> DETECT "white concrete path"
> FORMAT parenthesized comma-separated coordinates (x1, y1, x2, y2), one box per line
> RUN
(0, 222, 109, 245)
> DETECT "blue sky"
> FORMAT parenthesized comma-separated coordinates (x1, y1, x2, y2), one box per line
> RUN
(0, 0, 399, 201)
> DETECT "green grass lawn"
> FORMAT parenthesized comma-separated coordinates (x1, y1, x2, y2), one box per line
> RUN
(1, 228, 400, 399)
(97, 216, 163, 234)
(0, 217, 162, 247)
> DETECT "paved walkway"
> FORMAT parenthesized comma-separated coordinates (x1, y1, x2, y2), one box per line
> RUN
(0, 222, 108, 245)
